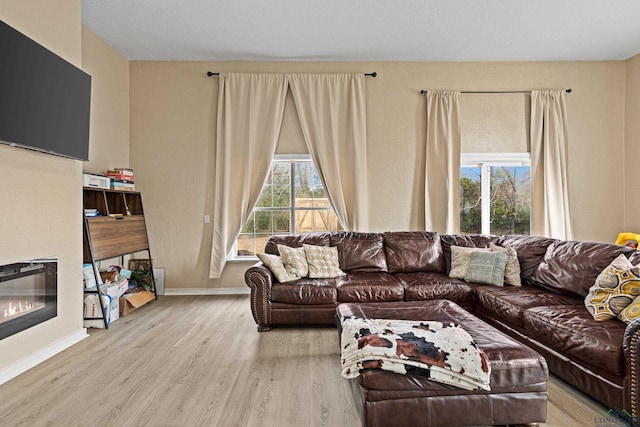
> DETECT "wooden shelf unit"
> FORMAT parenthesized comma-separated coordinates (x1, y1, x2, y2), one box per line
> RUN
(83, 187, 157, 328)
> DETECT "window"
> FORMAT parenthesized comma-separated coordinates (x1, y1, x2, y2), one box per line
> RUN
(460, 153, 531, 235)
(234, 155, 342, 258)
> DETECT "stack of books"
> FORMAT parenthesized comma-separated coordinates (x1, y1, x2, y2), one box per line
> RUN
(106, 168, 135, 191)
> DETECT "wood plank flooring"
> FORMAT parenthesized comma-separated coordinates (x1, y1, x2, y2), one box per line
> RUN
(0, 295, 623, 426)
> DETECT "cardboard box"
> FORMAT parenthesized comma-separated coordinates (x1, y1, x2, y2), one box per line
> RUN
(83, 318, 108, 329)
(119, 290, 155, 316)
(83, 264, 98, 288)
(103, 276, 128, 296)
(84, 294, 110, 329)
(105, 285, 120, 323)
(84, 294, 109, 319)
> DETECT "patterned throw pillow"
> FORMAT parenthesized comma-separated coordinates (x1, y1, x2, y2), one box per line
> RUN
(464, 251, 508, 287)
(619, 295, 640, 324)
(449, 246, 491, 279)
(277, 244, 309, 278)
(585, 254, 640, 321)
(257, 253, 299, 283)
(489, 243, 522, 287)
(303, 244, 347, 279)
(618, 296, 640, 324)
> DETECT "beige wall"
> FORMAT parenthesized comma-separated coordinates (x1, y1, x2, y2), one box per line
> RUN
(0, 2, 130, 376)
(81, 26, 130, 174)
(625, 54, 640, 231)
(130, 60, 626, 291)
(0, 0, 85, 370)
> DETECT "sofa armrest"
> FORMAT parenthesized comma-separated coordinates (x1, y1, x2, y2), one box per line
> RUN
(623, 318, 640, 416)
(245, 262, 274, 331)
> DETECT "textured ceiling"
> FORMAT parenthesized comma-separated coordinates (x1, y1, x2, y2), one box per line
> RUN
(81, 0, 640, 61)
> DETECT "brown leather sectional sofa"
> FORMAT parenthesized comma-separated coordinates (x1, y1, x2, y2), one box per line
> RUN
(244, 231, 640, 416)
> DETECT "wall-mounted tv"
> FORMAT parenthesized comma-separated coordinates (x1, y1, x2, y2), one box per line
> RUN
(0, 20, 91, 161)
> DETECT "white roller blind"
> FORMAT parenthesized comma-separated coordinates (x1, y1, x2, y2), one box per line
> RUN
(460, 93, 530, 153)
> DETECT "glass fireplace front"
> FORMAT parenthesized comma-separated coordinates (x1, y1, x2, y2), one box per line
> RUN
(0, 259, 57, 340)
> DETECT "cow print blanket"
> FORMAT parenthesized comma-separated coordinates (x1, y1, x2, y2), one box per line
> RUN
(340, 318, 491, 391)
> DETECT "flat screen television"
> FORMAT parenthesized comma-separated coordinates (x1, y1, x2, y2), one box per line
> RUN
(0, 20, 91, 161)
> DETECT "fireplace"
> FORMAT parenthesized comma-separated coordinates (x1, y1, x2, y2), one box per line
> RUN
(0, 259, 57, 340)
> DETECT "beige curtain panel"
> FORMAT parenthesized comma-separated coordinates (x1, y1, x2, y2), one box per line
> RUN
(209, 73, 288, 279)
(530, 89, 573, 240)
(424, 90, 461, 234)
(209, 72, 370, 278)
(289, 74, 369, 232)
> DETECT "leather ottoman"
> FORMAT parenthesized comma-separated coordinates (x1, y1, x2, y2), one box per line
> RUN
(336, 300, 548, 427)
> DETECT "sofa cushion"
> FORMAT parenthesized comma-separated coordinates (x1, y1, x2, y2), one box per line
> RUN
(440, 234, 498, 273)
(449, 246, 492, 279)
(331, 232, 388, 272)
(474, 286, 582, 328)
(271, 278, 338, 305)
(383, 232, 444, 273)
(265, 232, 332, 255)
(335, 272, 404, 303)
(277, 244, 309, 278)
(464, 251, 508, 286)
(627, 250, 640, 266)
(496, 235, 557, 281)
(619, 295, 640, 324)
(584, 254, 640, 321)
(523, 305, 625, 377)
(489, 243, 522, 287)
(395, 272, 477, 306)
(257, 253, 298, 282)
(528, 240, 636, 298)
(303, 244, 346, 279)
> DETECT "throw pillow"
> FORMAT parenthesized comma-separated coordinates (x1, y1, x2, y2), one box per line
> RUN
(489, 243, 522, 287)
(257, 253, 299, 283)
(303, 244, 347, 279)
(449, 246, 491, 279)
(585, 254, 640, 321)
(619, 295, 640, 324)
(464, 251, 509, 287)
(277, 244, 309, 278)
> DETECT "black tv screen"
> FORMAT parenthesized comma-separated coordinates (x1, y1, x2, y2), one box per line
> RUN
(0, 20, 91, 161)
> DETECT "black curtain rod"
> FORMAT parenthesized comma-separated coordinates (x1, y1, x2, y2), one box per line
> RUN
(420, 88, 572, 95)
(207, 71, 377, 77)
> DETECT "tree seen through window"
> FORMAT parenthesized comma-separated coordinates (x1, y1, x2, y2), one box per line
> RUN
(460, 162, 530, 235)
(237, 158, 341, 257)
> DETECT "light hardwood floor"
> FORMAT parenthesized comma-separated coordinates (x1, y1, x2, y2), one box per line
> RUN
(0, 295, 622, 426)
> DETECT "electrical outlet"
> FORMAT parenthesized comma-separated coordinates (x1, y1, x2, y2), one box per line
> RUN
(204, 215, 210, 224)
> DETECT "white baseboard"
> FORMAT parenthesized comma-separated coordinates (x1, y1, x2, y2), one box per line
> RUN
(163, 287, 250, 296)
(0, 329, 89, 386)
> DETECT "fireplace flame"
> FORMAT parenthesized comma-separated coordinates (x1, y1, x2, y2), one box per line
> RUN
(4, 300, 36, 319)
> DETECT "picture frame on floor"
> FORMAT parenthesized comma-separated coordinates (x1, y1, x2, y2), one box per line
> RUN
(129, 259, 152, 273)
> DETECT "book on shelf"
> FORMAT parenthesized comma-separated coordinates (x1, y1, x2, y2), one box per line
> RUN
(110, 186, 136, 192)
(106, 168, 134, 177)
(110, 181, 136, 191)
(84, 208, 99, 217)
(105, 174, 134, 181)
(109, 178, 135, 184)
